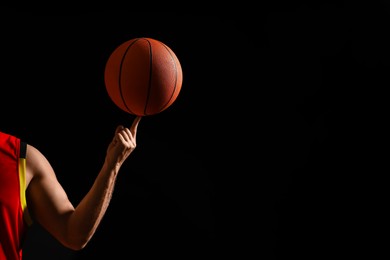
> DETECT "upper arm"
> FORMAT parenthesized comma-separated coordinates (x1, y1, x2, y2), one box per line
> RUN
(25, 144, 75, 242)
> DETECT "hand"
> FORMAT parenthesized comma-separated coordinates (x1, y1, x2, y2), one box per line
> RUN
(105, 116, 142, 169)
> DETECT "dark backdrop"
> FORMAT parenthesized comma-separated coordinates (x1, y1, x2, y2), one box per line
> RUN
(0, 3, 386, 259)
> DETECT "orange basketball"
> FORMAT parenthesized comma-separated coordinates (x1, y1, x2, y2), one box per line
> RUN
(104, 37, 183, 116)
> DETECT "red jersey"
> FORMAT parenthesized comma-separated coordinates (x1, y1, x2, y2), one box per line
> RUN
(0, 132, 32, 260)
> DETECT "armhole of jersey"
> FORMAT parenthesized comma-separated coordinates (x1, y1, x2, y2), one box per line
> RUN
(19, 141, 33, 226)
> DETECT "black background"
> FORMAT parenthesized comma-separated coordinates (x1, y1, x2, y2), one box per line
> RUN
(0, 2, 386, 259)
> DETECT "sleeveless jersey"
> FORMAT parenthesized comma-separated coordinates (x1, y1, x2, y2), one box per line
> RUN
(0, 131, 32, 260)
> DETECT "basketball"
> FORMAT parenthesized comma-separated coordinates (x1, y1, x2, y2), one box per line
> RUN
(104, 37, 183, 116)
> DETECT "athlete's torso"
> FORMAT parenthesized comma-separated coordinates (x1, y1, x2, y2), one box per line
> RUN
(0, 131, 29, 260)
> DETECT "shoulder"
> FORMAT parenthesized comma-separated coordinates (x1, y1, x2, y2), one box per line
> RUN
(26, 144, 55, 180)
(26, 144, 44, 161)
(26, 144, 49, 167)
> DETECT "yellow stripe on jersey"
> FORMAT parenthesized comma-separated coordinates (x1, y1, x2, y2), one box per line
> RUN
(19, 157, 33, 226)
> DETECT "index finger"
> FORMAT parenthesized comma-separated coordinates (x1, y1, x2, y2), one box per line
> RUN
(130, 116, 142, 136)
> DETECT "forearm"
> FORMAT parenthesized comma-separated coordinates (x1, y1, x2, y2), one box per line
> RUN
(68, 163, 120, 249)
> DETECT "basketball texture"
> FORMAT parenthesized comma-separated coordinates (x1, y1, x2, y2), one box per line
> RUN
(104, 37, 183, 116)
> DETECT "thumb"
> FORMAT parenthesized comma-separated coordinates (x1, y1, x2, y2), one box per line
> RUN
(115, 125, 124, 134)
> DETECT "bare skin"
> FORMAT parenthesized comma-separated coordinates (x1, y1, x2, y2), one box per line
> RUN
(24, 116, 141, 250)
